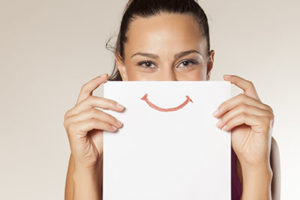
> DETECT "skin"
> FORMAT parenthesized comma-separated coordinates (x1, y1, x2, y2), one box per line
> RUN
(64, 12, 281, 200)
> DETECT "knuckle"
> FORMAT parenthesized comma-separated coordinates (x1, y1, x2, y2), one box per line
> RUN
(63, 119, 69, 128)
(238, 93, 246, 100)
(237, 93, 243, 98)
(68, 123, 76, 134)
(112, 117, 119, 125)
(90, 108, 98, 116)
(106, 100, 118, 110)
(246, 80, 254, 89)
(89, 96, 117, 110)
(219, 99, 231, 110)
(89, 96, 104, 105)
(103, 112, 118, 123)
(105, 98, 116, 109)
(266, 104, 274, 113)
(81, 82, 89, 91)
(218, 103, 226, 112)
(217, 102, 224, 110)
(102, 111, 112, 120)
(240, 104, 248, 111)
(112, 99, 119, 106)
(271, 112, 275, 120)
(111, 101, 118, 107)
(101, 111, 112, 122)
(262, 103, 274, 114)
(268, 112, 275, 120)
(105, 98, 118, 108)
(86, 95, 94, 102)
(93, 109, 106, 120)
(64, 109, 71, 119)
(222, 116, 229, 124)
(240, 113, 247, 119)
(83, 96, 95, 106)
(264, 122, 271, 131)
(88, 118, 98, 125)
(261, 116, 270, 125)
(241, 93, 247, 100)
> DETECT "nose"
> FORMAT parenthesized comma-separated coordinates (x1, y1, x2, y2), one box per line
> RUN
(158, 68, 178, 81)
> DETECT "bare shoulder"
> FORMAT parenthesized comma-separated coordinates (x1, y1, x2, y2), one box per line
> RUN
(270, 136, 281, 200)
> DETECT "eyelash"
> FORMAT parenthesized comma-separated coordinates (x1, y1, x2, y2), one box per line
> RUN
(137, 59, 199, 69)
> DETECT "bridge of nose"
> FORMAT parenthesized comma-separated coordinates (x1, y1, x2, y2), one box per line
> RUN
(156, 70, 178, 81)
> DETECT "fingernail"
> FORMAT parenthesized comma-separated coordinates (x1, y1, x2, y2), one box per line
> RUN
(116, 120, 123, 127)
(216, 120, 223, 128)
(116, 103, 125, 110)
(111, 125, 118, 131)
(213, 109, 219, 117)
(101, 73, 109, 78)
(222, 125, 228, 131)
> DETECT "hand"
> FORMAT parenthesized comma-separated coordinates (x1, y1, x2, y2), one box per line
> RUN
(63, 74, 126, 169)
(214, 75, 274, 169)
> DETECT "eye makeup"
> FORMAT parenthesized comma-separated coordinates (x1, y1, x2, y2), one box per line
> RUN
(136, 58, 200, 69)
(176, 59, 199, 68)
(136, 60, 157, 70)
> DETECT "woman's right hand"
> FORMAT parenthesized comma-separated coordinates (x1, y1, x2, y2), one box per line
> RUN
(63, 73, 125, 169)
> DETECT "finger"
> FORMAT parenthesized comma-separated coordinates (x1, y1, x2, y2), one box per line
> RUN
(214, 93, 272, 118)
(66, 96, 125, 119)
(223, 74, 260, 101)
(221, 113, 270, 134)
(67, 118, 118, 138)
(216, 104, 273, 130)
(65, 108, 123, 129)
(76, 73, 109, 105)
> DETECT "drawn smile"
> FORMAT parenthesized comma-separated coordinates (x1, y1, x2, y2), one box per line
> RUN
(141, 93, 193, 112)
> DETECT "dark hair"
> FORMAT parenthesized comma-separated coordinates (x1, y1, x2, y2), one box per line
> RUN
(106, 0, 210, 81)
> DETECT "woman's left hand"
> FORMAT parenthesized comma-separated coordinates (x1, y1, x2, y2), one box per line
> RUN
(213, 74, 274, 170)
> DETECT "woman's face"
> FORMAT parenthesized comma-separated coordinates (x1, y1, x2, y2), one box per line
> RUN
(116, 12, 215, 81)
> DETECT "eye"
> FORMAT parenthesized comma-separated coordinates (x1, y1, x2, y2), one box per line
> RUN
(177, 59, 199, 68)
(137, 60, 156, 69)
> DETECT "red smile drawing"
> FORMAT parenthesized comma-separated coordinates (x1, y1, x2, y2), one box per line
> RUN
(141, 93, 193, 112)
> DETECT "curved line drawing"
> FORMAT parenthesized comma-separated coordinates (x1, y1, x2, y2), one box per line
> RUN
(140, 93, 193, 112)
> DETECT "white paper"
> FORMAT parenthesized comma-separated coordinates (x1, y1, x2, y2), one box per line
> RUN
(103, 81, 231, 200)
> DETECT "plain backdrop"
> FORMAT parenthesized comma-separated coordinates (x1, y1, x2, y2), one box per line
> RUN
(0, 0, 299, 199)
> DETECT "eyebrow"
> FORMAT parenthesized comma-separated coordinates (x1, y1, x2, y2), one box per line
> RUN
(131, 50, 202, 59)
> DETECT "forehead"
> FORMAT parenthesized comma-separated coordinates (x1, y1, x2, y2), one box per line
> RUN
(124, 12, 207, 56)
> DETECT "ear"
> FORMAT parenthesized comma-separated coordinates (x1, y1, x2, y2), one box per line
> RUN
(206, 50, 215, 80)
(115, 52, 128, 81)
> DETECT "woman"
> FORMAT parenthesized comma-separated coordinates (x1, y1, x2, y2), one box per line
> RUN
(64, 0, 280, 199)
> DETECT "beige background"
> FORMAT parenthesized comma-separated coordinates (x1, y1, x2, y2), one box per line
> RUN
(0, 0, 299, 199)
